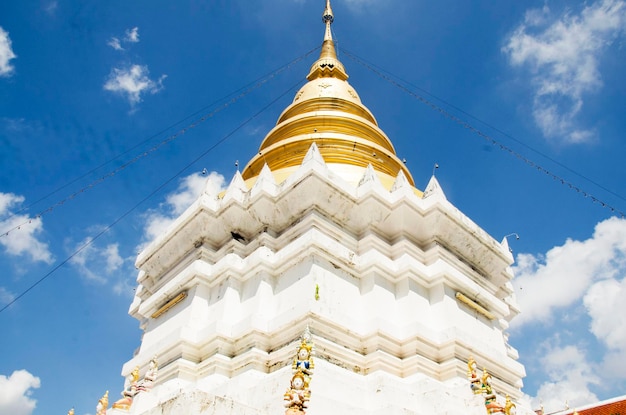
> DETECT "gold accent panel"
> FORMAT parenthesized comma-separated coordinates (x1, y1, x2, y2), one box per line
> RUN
(151, 291, 188, 319)
(455, 292, 495, 320)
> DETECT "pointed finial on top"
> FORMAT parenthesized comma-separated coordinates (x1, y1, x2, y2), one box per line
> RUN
(323, 0, 334, 41)
(323, 0, 334, 24)
(307, 0, 348, 81)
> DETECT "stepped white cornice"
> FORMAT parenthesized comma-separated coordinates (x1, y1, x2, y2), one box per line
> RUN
(137, 145, 512, 286)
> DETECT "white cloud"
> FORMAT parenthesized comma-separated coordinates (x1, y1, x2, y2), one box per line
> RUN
(528, 342, 599, 413)
(585, 278, 626, 349)
(125, 27, 139, 43)
(0, 370, 41, 415)
(107, 37, 123, 51)
(513, 217, 626, 402)
(103, 65, 166, 106)
(0, 193, 53, 264)
(142, 218, 170, 246)
(142, 172, 225, 243)
(503, 0, 626, 144)
(113, 276, 135, 296)
(104, 243, 124, 272)
(512, 216, 626, 327)
(65, 230, 135, 296)
(168, 172, 222, 215)
(0, 192, 22, 213)
(584, 277, 626, 376)
(108, 27, 140, 51)
(69, 239, 125, 283)
(0, 26, 17, 77)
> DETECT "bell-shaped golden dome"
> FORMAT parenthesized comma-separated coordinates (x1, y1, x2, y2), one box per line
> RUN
(242, 0, 414, 189)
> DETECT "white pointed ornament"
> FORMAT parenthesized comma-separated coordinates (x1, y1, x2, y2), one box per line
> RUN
(500, 236, 511, 254)
(201, 171, 225, 212)
(422, 175, 446, 200)
(287, 142, 329, 189)
(301, 142, 327, 171)
(223, 170, 248, 203)
(356, 164, 386, 197)
(391, 170, 414, 193)
(251, 163, 278, 197)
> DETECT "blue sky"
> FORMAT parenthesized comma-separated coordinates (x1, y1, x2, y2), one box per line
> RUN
(1, 1, 625, 414)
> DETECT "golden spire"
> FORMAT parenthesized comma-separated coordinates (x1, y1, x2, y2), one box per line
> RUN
(307, 0, 347, 81)
(241, 0, 415, 189)
(323, 0, 334, 36)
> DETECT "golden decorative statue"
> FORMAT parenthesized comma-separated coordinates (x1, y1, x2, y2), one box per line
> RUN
(468, 357, 481, 394)
(284, 327, 315, 414)
(284, 372, 311, 413)
(112, 366, 140, 410)
(137, 356, 159, 392)
(68, 409, 74, 415)
(481, 368, 493, 395)
(467, 357, 476, 377)
(504, 395, 516, 415)
(292, 339, 314, 385)
(481, 369, 508, 414)
(96, 391, 108, 415)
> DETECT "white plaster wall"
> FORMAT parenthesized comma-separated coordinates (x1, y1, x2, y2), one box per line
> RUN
(114, 359, 534, 415)
(119, 155, 528, 414)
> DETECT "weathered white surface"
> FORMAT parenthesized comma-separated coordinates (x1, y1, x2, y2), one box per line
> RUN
(111, 360, 532, 415)
(116, 149, 533, 414)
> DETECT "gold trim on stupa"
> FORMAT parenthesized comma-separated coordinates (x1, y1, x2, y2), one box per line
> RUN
(242, 0, 415, 188)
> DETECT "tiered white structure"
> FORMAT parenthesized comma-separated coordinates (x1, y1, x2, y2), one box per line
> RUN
(109, 1, 533, 414)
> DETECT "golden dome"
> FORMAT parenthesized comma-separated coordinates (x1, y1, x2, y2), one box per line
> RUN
(242, 0, 415, 188)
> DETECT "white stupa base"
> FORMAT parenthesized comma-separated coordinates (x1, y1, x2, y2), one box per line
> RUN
(110, 360, 533, 415)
